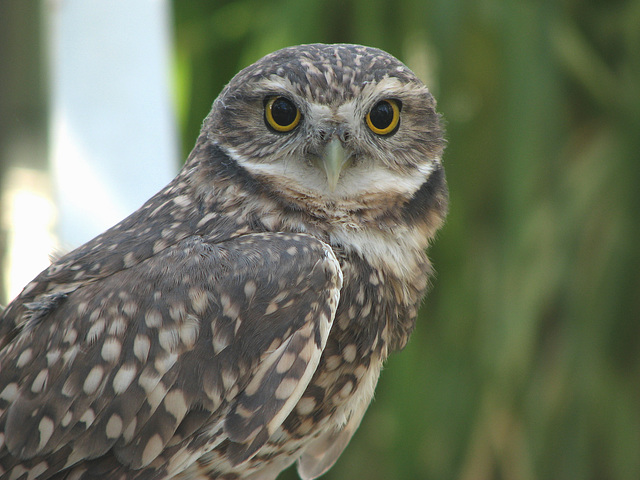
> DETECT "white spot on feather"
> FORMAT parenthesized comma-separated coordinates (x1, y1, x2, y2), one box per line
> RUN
(123, 252, 137, 268)
(122, 417, 137, 443)
(141, 434, 164, 467)
(46, 349, 61, 366)
(108, 315, 127, 336)
(343, 344, 357, 363)
(31, 369, 49, 393)
(172, 195, 191, 207)
(106, 414, 123, 438)
(244, 280, 257, 299)
(154, 352, 178, 375)
(61, 411, 73, 427)
(101, 338, 122, 363)
(147, 381, 168, 410)
(296, 397, 316, 415)
(83, 366, 104, 394)
(188, 288, 209, 315)
(145, 309, 163, 328)
(138, 369, 160, 394)
(0, 383, 18, 402)
(276, 352, 296, 374)
(86, 319, 106, 344)
(63, 328, 78, 344)
(164, 390, 188, 420)
(134, 334, 151, 362)
(158, 327, 179, 352)
(275, 377, 298, 400)
(16, 348, 33, 368)
(38, 417, 54, 450)
(112, 364, 137, 394)
(179, 315, 200, 348)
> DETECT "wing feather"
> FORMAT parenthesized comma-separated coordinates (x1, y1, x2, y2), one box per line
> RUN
(0, 232, 342, 479)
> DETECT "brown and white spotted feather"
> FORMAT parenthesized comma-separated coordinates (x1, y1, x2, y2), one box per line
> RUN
(0, 43, 447, 480)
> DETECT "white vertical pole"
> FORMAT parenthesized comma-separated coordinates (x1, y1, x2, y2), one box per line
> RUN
(47, 0, 178, 248)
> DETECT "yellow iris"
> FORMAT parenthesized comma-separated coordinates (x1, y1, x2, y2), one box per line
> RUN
(365, 99, 400, 135)
(265, 96, 301, 132)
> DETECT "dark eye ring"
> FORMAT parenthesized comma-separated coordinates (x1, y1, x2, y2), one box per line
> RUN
(365, 99, 401, 135)
(264, 96, 301, 132)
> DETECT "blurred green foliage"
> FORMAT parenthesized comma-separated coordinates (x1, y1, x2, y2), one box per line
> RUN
(172, 1, 640, 479)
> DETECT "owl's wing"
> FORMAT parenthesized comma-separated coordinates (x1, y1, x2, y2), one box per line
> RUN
(0, 232, 342, 478)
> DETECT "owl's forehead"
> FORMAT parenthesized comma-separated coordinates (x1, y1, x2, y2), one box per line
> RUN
(230, 44, 420, 104)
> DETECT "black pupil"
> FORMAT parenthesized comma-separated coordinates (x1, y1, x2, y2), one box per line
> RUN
(272, 98, 297, 126)
(370, 101, 394, 129)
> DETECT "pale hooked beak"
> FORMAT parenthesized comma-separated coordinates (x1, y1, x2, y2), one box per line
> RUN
(321, 137, 350, 192)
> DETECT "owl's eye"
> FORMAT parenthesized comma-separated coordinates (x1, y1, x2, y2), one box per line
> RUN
(265, 96, 301, 132)
(365, 99, 401, 135)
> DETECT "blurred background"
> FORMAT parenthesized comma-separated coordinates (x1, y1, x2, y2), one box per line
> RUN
(1, 0, 639, 479)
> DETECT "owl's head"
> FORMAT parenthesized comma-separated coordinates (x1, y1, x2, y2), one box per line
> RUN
(202, 44, 446, 224)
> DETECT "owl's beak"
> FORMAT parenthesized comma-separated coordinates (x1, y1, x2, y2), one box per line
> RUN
(321, 138, 349, 192)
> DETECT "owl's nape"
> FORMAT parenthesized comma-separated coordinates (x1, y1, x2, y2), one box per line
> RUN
(0, 44, 447, 480)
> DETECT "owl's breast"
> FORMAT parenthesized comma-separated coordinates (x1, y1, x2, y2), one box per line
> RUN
(268, 248, 417, 446)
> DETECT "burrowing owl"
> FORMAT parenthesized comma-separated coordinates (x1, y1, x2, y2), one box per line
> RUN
(0, 43, 447, 479)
